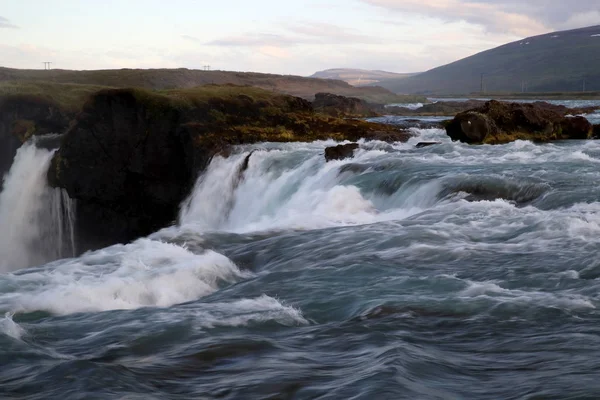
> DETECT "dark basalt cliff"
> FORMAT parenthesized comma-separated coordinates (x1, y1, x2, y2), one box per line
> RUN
(46, 86, 409, 250)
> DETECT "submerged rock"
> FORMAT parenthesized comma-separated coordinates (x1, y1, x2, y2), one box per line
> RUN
(445, 100, 594, 144)
(439, 178, 549, 205)
(354, 304, 468, 321)
(324, 143, 359, 161)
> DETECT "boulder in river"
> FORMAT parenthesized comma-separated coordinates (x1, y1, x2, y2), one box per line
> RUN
(445, 100, 594, 144)
(446, 111, 494, 144)
(324, 143, 359, 161)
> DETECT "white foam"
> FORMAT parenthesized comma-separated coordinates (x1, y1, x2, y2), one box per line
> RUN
(180, 148, 386, 233)
(3, 239, 249, 315)
(185, 295, 308, 328)
(0, 143, 76, 272)
(385, 102, 424, 110)
(460, 280, 595, 310)
(0, 312, 24, 340)
(559, 270, 580, 279)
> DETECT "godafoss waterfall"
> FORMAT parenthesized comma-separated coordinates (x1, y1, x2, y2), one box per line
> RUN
(2, 100, 600, 398)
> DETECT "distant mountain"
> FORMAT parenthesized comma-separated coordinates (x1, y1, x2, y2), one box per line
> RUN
(377, 25, 600, 95)
(311, 68, 417, 86)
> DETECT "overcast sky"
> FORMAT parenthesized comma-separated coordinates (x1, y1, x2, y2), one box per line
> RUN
(1, 0, 599, 75)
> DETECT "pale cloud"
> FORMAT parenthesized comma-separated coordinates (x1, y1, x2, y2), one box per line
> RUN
(362, 0, 600, 37)
(207, 33, 298, 47)
(181, 35, 202, 43)
(206, 21, 379, 48)
(362, 0, 548, 36)
(471, 0, 600, 27)
(284, 21, 381, 44)
(0, 16, 18, 29)
(557, 11, 600, 31)
(258, 46, 292, 59)
(0, 43, 180, 70)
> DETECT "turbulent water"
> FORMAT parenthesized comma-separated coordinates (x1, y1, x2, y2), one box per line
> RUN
(4, 120, 600, 398)
(0, 143, 76, 272)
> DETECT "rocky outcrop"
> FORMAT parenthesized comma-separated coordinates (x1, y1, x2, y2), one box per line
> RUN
(312, 92, 377, 117)
(445, 100, 594, 144)
(0, 95, 71, 180)
(325, 143, 359, 161)
(48, 87, 410, 250)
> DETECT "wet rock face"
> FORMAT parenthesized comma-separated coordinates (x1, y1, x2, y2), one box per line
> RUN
(47, 89, 194, 249)
(445, 100, 594, 144)
(324, 143, 359, 162)
(561, 116, 593, 140)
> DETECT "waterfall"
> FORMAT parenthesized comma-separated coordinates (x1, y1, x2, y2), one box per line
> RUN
(0, 143, 76, 272)
(179, 147, 380, 233)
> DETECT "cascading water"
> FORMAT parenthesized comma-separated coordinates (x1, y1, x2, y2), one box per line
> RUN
(5, 108, 600, 399)
(180, 148, 376, 232)
(0, 143, 76, 272)
(179, 140, 444, 233)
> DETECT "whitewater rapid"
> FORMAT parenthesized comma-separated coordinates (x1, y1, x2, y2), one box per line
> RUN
(4, 122, 600, 398)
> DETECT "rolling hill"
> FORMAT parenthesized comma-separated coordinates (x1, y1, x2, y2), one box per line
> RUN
(0, 67, 420, 104)
(310, 68, 417, 86)
(377, 25, 600, 95)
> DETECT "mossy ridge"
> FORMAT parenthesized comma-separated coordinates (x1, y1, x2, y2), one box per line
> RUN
(1, 67, 411, 104)
(119, 86, 402, 144)
(1, 84, 406, 150)
(0, 81, 109, 113)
